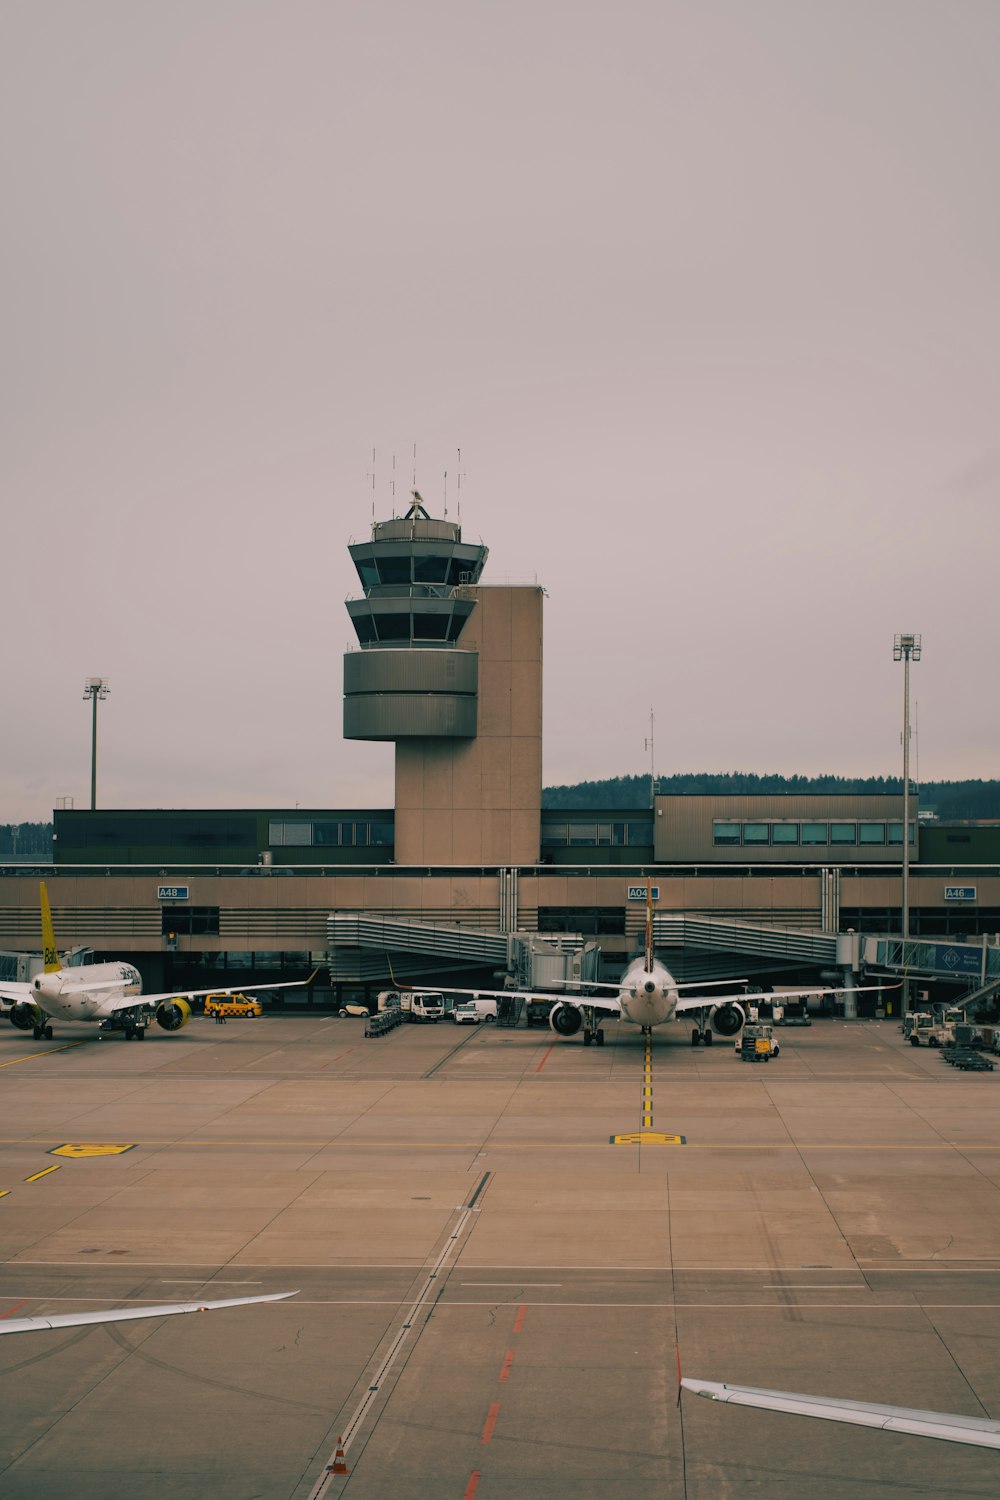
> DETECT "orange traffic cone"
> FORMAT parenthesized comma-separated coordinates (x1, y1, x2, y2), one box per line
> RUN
(329, 1437, 350, 1476)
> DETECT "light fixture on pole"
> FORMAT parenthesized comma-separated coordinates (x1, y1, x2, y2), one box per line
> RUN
(83, 678, 109, 810)
(892, 634, 921, 1016)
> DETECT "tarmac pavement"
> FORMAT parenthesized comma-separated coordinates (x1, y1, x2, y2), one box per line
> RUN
(1, 1013, 999, 1497)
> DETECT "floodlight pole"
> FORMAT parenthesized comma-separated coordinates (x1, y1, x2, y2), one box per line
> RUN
(83, 678, 109, 810)
(893, 635, 921, 1016)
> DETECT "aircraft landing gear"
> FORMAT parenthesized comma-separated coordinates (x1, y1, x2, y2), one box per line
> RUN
(583, 1028, 606, 1048)
(691, 1027, 713, 1047)
(32, 1024, 53, 1040)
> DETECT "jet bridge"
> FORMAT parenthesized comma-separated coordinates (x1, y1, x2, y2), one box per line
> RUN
(325, 912, 600, 989)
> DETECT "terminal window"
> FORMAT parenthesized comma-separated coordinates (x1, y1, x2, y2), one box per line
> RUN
(829, 823, 858, 845)
(712, 822, 741, 845)
(859, 822, 886, 844)
(160, 906, 220, 936)
(771, 823, 799, 844)
(800, 823, 828, 844)
(541, 822, 652, 847)
(742, 823, 769, 844)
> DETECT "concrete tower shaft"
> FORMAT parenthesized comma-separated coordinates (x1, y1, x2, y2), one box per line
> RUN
(342, 492, 542, 865)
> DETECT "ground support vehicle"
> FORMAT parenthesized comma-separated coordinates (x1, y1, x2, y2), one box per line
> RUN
(204, 992, 262, 1019)
(738, 1023, 779, 1061)
(525, 998, 555, 1028)
(338, 1002, 370, 1018)
(376, 989, 445, 1022)
(778, 999, 812, 1026)
(944, 1047, 995, 1071)
(452, 1003, 484, 1025)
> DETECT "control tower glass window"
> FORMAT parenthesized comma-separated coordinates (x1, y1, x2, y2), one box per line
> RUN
(356, 560, 379, 590)
(375, 614, 410, 641)
(413, 555, 449, 583)
(413, 613, 450, 640)
(378, 555, 411, 585)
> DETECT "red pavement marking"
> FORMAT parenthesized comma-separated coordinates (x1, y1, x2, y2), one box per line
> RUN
(480, 1402, 500, 1444)
(320, 1049, 356, 1069)
(513, 1304, 526, 1334)
(535, 1043, 556, 1073)
(463, 1472, 482, 1499)
(1, 1300, 28, 1319)
(498, 1349, 515, 1382)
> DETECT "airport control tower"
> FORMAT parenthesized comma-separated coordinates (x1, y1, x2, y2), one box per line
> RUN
(344, 493, 543, 865)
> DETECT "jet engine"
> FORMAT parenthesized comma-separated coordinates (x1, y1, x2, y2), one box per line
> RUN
(708, 1001, 745, 1037)
(9, 1002, 43, 1032)
(155, 998, 192, 1032)
(549, 1002, 583, 1037)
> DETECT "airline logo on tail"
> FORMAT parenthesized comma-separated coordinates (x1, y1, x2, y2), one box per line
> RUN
(40, 884, 62, 972)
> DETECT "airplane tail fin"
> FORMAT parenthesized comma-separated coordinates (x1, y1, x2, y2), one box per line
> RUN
(40, 883, 63, 972)
(645, 888, 654, 972)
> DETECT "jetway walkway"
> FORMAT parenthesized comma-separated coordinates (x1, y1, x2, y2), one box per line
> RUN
(864, 935, 1000, 1010)
(326, 912, 600, 988)
(652, 914, 845, 967)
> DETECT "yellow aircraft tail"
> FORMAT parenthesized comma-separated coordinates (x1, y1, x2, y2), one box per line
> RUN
(40, 883, 63, 972)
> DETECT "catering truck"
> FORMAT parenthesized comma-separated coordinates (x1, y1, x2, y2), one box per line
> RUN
(376, 989, 445, 1023)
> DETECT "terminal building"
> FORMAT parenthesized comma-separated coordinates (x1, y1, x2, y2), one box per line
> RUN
(2, 496, 999, 1015)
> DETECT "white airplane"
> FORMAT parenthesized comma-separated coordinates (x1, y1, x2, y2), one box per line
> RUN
(1, 1290, 297, 1337)
(0, 884, 310, 1042)
(681, 1377, 1000, 1452)
(447, 899, 895, 1048)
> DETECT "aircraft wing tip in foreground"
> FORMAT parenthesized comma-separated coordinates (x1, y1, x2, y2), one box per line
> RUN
(680, 1377, 1000, 1451)
(0, 1289, 299, 1336)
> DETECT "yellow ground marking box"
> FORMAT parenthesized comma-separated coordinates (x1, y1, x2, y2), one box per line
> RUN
(50, 1143, 137, 1158)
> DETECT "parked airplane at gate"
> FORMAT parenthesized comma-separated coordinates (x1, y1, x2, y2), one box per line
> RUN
(1, 1290, 297, 1337)
(448, 898, 895, 1047)
(0, 884, 309, 1041)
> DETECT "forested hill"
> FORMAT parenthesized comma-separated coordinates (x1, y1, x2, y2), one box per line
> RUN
(542, 775, 1000, 820)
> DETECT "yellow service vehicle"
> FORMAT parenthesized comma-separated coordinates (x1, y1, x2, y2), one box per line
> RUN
(737, 1022, 780, 1061)
(203, 992, 262, 1018)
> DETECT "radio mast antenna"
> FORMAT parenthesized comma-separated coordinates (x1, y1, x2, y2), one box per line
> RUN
(644, 708, 656, 809)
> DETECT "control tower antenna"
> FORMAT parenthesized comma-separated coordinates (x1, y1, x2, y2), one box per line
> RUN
(412, 442, 417, 489)
(644, 708, 656, 809)
(370, 446, 376, 523)
(443, 469, 448, 517)
(391, 451, 396, 508)
(456, 447, 464, 520)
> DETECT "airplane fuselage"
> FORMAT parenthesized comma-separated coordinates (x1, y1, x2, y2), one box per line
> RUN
(617, 956, 679, 1029)
(31, 962, 142, 1023)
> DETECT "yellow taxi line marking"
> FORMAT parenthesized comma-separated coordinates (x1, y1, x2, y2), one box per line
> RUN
(0, 1136, 997, 1151)
(24, 1165, 61, 1183)
(0, 1041, 90, 1068)
(0, 1190, 10, 1199)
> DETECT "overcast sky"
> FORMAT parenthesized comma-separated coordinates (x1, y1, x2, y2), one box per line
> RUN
(2, 1, 997, 822)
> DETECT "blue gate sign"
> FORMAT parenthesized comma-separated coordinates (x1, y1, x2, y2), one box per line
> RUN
(931, 943, 982, 975)
(944, 886, 977, 901)
(627, 885, 660, 901)
(157, 885, 190, 901)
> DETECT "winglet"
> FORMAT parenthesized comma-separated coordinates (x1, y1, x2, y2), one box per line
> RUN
(40, 883, 62, 972)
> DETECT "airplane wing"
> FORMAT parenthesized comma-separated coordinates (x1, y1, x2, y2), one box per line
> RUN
(674, 980, 901, 1016)
(100, 980, 312, 1014)
(446, 982, 622, 1017)
(0, 981, 32, 1004)
(680, 1378, 1000, 1452)
(0, 1289, 298, 1336)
